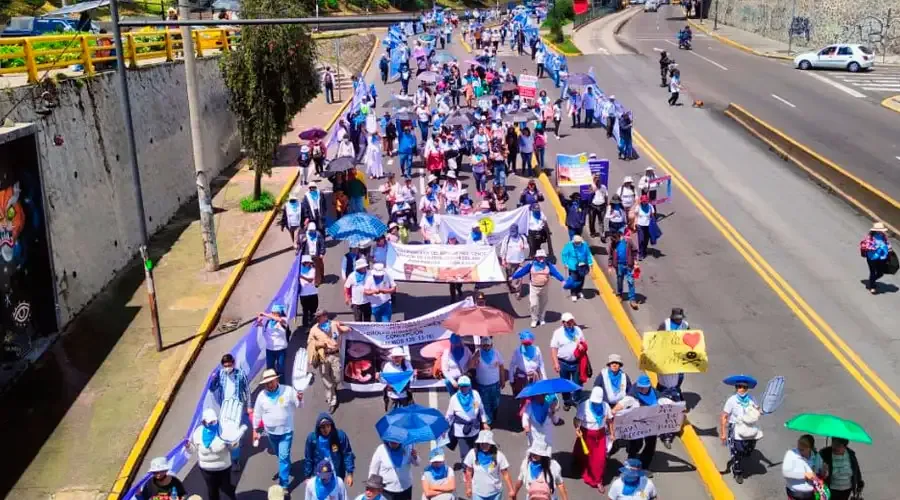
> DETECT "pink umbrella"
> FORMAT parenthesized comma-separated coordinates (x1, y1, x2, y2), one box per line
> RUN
(442, 306, 515, 336)
(420, 339, 449, 360)
(465, 59, 484, 67)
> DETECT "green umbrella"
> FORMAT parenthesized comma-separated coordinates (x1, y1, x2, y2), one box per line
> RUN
(784, 413, 873, 445)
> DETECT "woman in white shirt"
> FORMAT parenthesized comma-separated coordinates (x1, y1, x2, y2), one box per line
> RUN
(522, 393, 559, 448)
(369, 440, 420, 500)
(299, 255, 319, 328)
(380, 346, 416, 411)
(190, 408, 237, 500)
(440, 334, 472, 394)
(305, 459, 348, 500)
(513, 440, 568, 500)
(596, 354, 631, 407)
(616, 177, 636, 212)
(422, 448, 456, 500)
(573, 388, 613, 493)
(783, 435, 827, 500)
(508, 330, 547, 397)
(445, 376, 488, 465)
(463, 431, 514, 500)
(719, 375, 762, 484)
(632, 195, 655, 261)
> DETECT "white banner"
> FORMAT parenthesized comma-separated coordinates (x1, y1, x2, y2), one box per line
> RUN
(386, 243, 505, 283)
(341, 298, 474, 392)
(614, 402, 687, 440)
(438, 205, 530, 245)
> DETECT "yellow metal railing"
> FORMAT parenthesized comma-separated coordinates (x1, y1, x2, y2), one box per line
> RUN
(0, 28, 241, 83)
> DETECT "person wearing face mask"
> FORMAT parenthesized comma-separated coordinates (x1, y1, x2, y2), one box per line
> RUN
(141, 457, 187, 500)
(441, 333, 473, 395)
(633, 195, 656, 261)
(379, 346, 416, 410)
(308, 309, 351, 414)
(519, 179, 545, 207)
(189, 407, 237, 500)
(612, 374, 659, 475)
(560, 235, 592, 302)
(281, 190, 305, 248)
(526, 204, 551, 260)
(420, 206, 442, 244)
(550, 312, 585, 410)
(303, 414, 356, 486)
(445, 376, 489, 465)
(299, 144, 313, 186)
(594, 354, 631, 412)
(209, 353, 251, 431)
(369, 440, 420, 500)
(341, 245, 363, 281)
(365, 263, 398, 323)
(513, 440, 568, 500)
(353, 475, 386, 500)
(499, 225, 530, 296)
(297, 221, 326, 286)
(472, 337, 506, 426)
(345, 259, 373, 321)
(253, 369, 304, 493)
(305, 459, 348, 500)
(819, 438, 864, 500)
(257, 305, 290, 382)
(422, 448, 456, 500)
(783, 435, 828, 499)
(720, 374, 762, 485)
(573, 387, 613, 493)
(607, 458, 658, 500)
(559, 191, 585, 241)
(510, 250, 564, 327)
(297, 255, 320, 327)
(463, 431, 514, 500)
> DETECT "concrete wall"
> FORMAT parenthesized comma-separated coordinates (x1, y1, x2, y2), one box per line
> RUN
(716, 0, 899, 55)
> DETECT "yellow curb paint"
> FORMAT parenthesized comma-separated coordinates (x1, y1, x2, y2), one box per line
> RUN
(540, 36, 583, 56)
(459, 33, 472, 54)
(631, 129, 900, 426)
(687, 20, 793, 61)
(106, 39, 379, 500)
(724, 104, 900, 235)
(535, 171, 734, 500)
(882, 95, 900, 114)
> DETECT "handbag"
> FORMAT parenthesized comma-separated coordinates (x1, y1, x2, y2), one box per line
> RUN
(886, 250, 899, 275)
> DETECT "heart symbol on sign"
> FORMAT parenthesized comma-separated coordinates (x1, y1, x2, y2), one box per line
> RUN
(682, 332, 701, 350)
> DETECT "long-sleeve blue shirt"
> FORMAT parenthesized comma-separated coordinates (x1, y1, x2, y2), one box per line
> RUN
(511, 261, 565, 282)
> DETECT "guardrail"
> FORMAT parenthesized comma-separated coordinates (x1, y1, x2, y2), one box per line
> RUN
(573, 5, 616, 30)
(0, 29, 240, 83)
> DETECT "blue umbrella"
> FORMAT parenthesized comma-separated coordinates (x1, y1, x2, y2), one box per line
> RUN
(433, 53, 457, 64)
(722, 374, 758, 389)
(565, 72, 596, 87)
(327, 213, 388, 246)
(375, 404, 450, 445)
(516, 378, 581, 399)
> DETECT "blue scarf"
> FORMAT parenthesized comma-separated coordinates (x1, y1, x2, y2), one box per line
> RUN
(621, 476, 641, 496)
(531, 210, 541, 220)
(201, 422, 218, 448)
(530, 400, 549, 425)
(589, 402, 605, 423)
(532, 260, 547, 271)
(302, 264, 313, 273)
(635, 388, 658, 406)
(310, 191, 320, 203)
(319, 320, 332, 334)
(736, 392, 752, 407)
(314, 476, 337, 500)
(472, 231, 483, 242)
(316, 435, 332, 461)
(521, 344, 536, 360)
(289, 200, 300, 209)
(264, 386, 282, 402)
(355, 270, 367, 284)
(607, 369, 623, 395)
(563, 325, 577, 342)
(480, 347, 495, 364)
(427, 463, 449, 481)
(308, 231, 317, 241)
(386, 444, 406, 467)
(374, 276, 385, 285)
(476, 450, 494, 468)
(451, 345, 465, 364)
(457, 389, 474, 413)
(529, 461, 543, 480)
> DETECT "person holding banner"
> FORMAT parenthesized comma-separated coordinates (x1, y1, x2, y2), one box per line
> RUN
(365, 263, 397, 323)
(253, 369, 304, 492)
(303, 414, 357, 486)
(441, 334, 474, 395)
(368, 440, 420, 500)
(637, 166, 658, 203)
(573, 387, 613, 493)
(308, 309, 351, 414)
(655, 308, 688, 449)
(189, 408, 238, 500)
(510, 250, 565, 327)
(445, 376, 489, 465)
(379, 347, 416, 410)
(472, 337, 506, 426)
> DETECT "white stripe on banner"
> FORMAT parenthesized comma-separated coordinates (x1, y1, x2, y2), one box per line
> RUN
(438, 205, 530, 245)
(386, 242, 506, 283)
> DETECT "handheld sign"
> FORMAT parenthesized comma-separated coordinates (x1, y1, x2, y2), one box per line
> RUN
(761, 376, 786, 415)
(639, 330, 708, 374)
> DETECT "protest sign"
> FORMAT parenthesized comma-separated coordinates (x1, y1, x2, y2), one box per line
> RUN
(518, 74, 538, 100)
(639, 329, 708, 374)
(615, 402, 687, 440)
(556, 153, 592, 187)
(342, 298, 475, 392)
(649, 175, 673, 205)
(438, 205, 529, 245)
(386, 243, 505, 283)
(579, 158, 610, 201)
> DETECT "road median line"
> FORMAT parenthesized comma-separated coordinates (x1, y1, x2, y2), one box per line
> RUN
(106, 42, 378, 500)
(631, 129, 900, 427)
(535, 172, 735, 500)
(724, 102, 900, 235)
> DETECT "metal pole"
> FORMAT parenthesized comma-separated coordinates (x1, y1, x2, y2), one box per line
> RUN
(713, 0, 719, 30)
(787, 0, 796, 54)
(109, 0, 163, 351)
(335, 38, 343, 102)
(180, 5, 220, 272)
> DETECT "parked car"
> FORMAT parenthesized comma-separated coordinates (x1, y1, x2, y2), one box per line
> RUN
(1, 16, 79, 37)
(793, 44, 875, 73)
(644, 0, 660, 11)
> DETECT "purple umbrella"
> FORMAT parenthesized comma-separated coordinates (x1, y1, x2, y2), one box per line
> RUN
(465, 59, 484, 67)
(565, 72, 596, 87)
(298, 127, 327, 140)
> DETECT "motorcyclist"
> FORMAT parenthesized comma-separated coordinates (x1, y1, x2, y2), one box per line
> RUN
(678, 26, 693, 49)
(659, 51, 672, 88)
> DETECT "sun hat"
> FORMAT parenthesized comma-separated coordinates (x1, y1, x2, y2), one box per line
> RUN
(619, 458, 643, 480)
(623, 175, 634, 183)
(289, 190, 300, 200)
(475, 430, 496, 445)
(447, 170, 457, 178)
(428, 448, 446, 463)
(308, 182, 318, 190)
(561, 312, 575, 322)
(390, 346, 406, 357)
(365, 475, 386, 490)
(723, 374, 758, 389)
(607, 354, 624, 366)
(372, 263, 386, 276)
(458, 375, 472, 387)
(589, 387, 605, 404)
(202, 408, 218, 424)
(307, 221, 317, 231)
(572, 235, 583, 243)
(271, 304, 286, 315)
(636, 374, 652, 388)
(389, 222, 399, 229)
(355, 258, 369, 270)
(259, 368, 280, 385)
(535, 249, 548, 258)
(871, 222, 888, 232)
(148, 456, 171, 473)
(527, 439, 552, 458)
(301, 255, 313, 263)
(645, 165, 655, 171)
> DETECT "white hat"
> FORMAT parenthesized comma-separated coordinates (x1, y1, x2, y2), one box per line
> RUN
(372, 263, 386, 276)
(307, 222, 317, 230)
(300, 144, 311, 153)
(308, 182, 318, 190)
(389, 222, 399, 229)
(202, 408, 218, 424)
(623, 176, 634, 183)
(609, 95, 616, 100)
(447, 170, 457, 179)
(267, 484, 286, 500)
(355, 258, 369, 270)
(527, 439, 552, 457)
(475, 430, 496, 445)
(561, 312, 575, 322)
(589, 387, 605, 404)
(871, 221, 888, 232)
(289, 190, 300, 200)
(607, 353, 624, 366)
(645, 165, 655, 171)
(390, 346, 406, 357)
(458, 375, 472, 387)
(259, 368, 280, 385)
(572, 235, 584, 243)
(428, 174, 438, 183)
(472, 222, 482, 229)
(429, 450, 446, 463)
(148, 456, 171, 473)
(301, 254, 313, 263)
(535, 249, 547, 258)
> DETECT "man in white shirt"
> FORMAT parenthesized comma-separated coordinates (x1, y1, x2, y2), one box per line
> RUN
(499, 225, 530, 295)
(344, 259, 372, 321)
(253, 369, 304, 492)
(365, 263, 397, 323)
(379, 346, 415, 410)
(550, 312, 585, 410)
(258, 305, 290, 383)
(473, 337, 506, 426)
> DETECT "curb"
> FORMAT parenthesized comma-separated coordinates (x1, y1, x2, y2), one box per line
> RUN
(540, 35, 583, 56)
(459, 32, 473, 54)
(535, 171, 735, 500)
(687, 19, 793, 61)
(725, 102, 900, 235)
(105, 40, 379, 500)
(882, 95, 900, 114)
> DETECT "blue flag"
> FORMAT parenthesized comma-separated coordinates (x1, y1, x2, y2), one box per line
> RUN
(382, 370, 414, 393)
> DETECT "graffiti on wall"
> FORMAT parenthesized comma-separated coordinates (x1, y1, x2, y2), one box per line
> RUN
(789, 16, 812, 43)
(839, 11, 898, 58)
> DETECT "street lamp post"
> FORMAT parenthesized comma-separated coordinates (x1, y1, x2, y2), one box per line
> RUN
(713, 0, 719, 30)
(787, 0, 797, 54)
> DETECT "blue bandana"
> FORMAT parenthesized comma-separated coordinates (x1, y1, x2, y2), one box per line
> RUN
(374, 276, 385, 285)
(317, 435, 331, 461)
(635, 388, 658, 406)
(736, 392, 752, 407)
(480, 346, 495, 364)
(529, 461, 544, 480)
(532, 260, 547, 271)
(471, 231, 482, 242)
(607, 369, 623, 395)
(202, 422, 218, 448)
(314, 475, 336, 500)
(521, 344, 536, 359)
(319, 320, 332, 334)
(386, 444, 405, 467)
(476, 449, 494, 468)
(427, 463, 448, 481)
(530, 399, 549, 425)
(564, 325, 577, 342)
(355, 270, 367, 284)
(457, 389, 474, 413)
(308, 231, 317, 240)
(622, 476, 641, 496)
(265, 386, 282, 402)
(532, 211, 541, 219)
(589, 402, 605, 423)
(310, 191, 320, 202)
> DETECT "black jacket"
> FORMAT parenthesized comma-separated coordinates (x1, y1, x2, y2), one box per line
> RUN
(820, 446, 863, 492)
(301, 194, 327, 227)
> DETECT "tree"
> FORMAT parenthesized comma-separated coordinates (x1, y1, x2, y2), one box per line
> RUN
(24, 0, 46, 15)
(545, 10, 565, 43)
(220, 0, 319, 200)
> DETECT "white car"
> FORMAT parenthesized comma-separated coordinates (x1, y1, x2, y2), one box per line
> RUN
(644, 0, 659, 11)
(793, 44, 875, 73)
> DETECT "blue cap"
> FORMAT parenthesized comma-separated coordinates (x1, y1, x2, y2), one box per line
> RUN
(619, 458, 644, 479)
(317, 459, 334, 475)
(636, 374, 652, 388)
(271, 304, 286, 315)
(519, 329, 535, 343)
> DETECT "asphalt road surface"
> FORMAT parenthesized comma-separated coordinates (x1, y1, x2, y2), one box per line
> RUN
(137, 36, 709, 500)
(620, 5, 900, 201)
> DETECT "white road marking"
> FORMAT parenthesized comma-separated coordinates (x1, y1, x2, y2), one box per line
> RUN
(860, 87, 900, 92)
(428, 389, 439, 448)
(896, 156, 900, 161)
(771, 94, 796, 108)
(806, 72, 867, 98)
(653, 47, 664, 52)
(664, 39, 728, 70)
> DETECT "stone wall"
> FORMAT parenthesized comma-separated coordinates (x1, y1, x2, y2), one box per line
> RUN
(0, 33, 375, 327)
(715, 0, 899, 55)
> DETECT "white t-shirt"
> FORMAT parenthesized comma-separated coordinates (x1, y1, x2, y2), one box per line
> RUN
(344, 272, 371, 306)
(463, 449, 510, 497)
(550, 326, 583, 361)
(508, 346, 547, 380)
(606, 476, 657, 500)
(575, 400, 611, 431)
(635, 204, 654, 227)
(252, 385, 301, 435)
(474, 349, 505, 386)
(722, 394, 758, 440)
(445, 390, 486, 437)
(304, 477, 348, 500)
(441, 347, 472, 383)
(369, 444, 418, 492)
(263, 320, 289, 351)
(365, 274, 396, 307)
(516, 459, 564, 500)
(300, 267, 318, 297)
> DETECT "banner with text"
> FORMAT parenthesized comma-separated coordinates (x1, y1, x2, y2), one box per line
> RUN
(438, 205, 530, 245)
(649, 175, 673, 205)
(386, 242, 505, 283)
(342, 298, 474, 392)
(518, 74, 538, 100)
(556, 153, 592, 187)
(579, 158, 610, 201)
(639, 329, 708, 374)
(615, 402, 687, 440)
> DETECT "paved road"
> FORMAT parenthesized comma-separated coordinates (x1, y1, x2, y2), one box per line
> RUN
(564, 16, 900, 498)
(618, 5, 900, 201)
(137, 37, 709, 500)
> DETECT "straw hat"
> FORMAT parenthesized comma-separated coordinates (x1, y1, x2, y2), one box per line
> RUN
(871, 222, 888, 232)
(259, 369, 280, 385)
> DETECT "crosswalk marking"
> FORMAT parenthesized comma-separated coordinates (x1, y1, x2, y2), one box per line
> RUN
(831, 70, 900, 93)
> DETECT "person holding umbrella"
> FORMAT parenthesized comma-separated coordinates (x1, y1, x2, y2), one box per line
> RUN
(445, 376, 489, 465)
(463, 430, 514, 500)
(369, 440, 420, 500)
(303, 414, 356, 485)
(720, 375, 763, 484)
(513, 440, 568, 500)
(607, 458, 657, 499)
(522, 392, 559, 448)
(422, 448, 457, 500)
(573, 387, 613, 493)
(472, 337, 506, 426)
(440, 334, 474, 395)
(304, 459, 348, 500)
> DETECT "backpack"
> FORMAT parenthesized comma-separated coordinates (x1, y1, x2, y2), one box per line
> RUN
(527, 471, 553, 500)
(312, 143, 324, 159)
(324, 72, 334, 86)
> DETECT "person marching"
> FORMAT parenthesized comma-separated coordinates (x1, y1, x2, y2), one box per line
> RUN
(258, 305, 290, 382)
(303, 414, 356, 486)
(499, 225, 530, 297)
(573, 387, 613, 493)
(472, 337, 506, 426)
(511, 249, 565, 327)
(345, 259, 373, 322)
(441, 333, 474, 395)
(654, 308, 688, 449)
(307, 309, 351, 414)
(281, 190, 305, 248)
(526, 203, 552, 259)
(522, 393, 560, 448)
(550, 312, 585, 410)
(297, 221, 326, 287)
(208, 353, 251, 469)
(588, 174, 608, 240)
(463, 431, 515, 500)
(610, 228, 639, 311)
(379, 346, 416, 411)
(607, 458, 658, 500)
(445, 376, 489, 467)
(560, 235, 592, 302)
(513, 440, 568, 500)
(633, 195, 656, 261)
(189, 408, 238, 500)
(304, 460, 348, 500)
(365, 263, 397, 323)
(422, 448, 457, 500)
(595, 354, 631, 409)
(353, 475, 386, 500)
(253, 369, 304, 493)
(720, 375, 763, 484)
(783, 435, 828, 500)
(369, 440, 420, 500)
(820, 438, 865, 500)
(302, 182, 327, 232)
(613, 374, 659, 475)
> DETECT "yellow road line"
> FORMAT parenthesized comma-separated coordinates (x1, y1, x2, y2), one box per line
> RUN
(882, 95, 900, 114)
(536, 172, 735, 500)
(106, 41, 379, 500)
(632, 129, 900, 426)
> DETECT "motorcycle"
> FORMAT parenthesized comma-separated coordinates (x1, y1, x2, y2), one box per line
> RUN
(677, 34, 692, 50)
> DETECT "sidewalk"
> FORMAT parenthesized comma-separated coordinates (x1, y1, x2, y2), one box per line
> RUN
(572, 6, 640, 55)
(0, 86, 350, 500)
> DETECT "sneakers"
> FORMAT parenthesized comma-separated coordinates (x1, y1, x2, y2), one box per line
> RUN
(539, 320, 546, 326)
(735, 474, 744, 484)
(630, 301, 639, 310)
(530, 320, 538, 327)
(578, 292, 584, 299)
(571, 295, 578, 302)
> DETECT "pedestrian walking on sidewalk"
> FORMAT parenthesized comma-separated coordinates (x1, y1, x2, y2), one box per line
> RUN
(308, 309, 350, 414)
(253, 369, 304, 493)
(190, 408, 238, 500)
(323, 66, 336, 104)
(511, 249, 565, 327)
(258, 305, 290, 382)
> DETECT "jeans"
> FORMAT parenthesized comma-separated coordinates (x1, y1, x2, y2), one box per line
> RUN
(266, 349, 287, 383)
(477, 382, 501, 425)
(419, 121, 429, 141)
(325, 85, 334, 104)
(867, 259, 886, 290)
(616, 264, 635, 301)
(507, 151, 517, 174)
(567, 267, 584, 297)
(535, 147, 545, 171)
(571, 110, 581, 128)
(493, 161, 507, 188)
(473, 171, 487, 192)
(267, 431, 293, 488)
(372, 301, 393, 322)
(521, 152, 534, 176)
(558, 359, 581, 405)
(584, 109, 595, 127)
(400, 152, 413, 178)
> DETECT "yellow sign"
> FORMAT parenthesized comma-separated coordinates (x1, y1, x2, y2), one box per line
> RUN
(639, 330, 708, 375)
(477, 217, 495, 235)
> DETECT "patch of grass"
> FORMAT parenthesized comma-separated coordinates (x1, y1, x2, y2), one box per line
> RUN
(240, 190, 276, 213)
(540, 18, 571, 29)
(543, 35, 582, 55)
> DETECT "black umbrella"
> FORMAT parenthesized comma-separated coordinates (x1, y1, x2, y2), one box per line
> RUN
(444, 114, 471, 127)
(382, 97, 414, 109)
(325, 156, 356, 176)
(501, 81, 518, 92)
